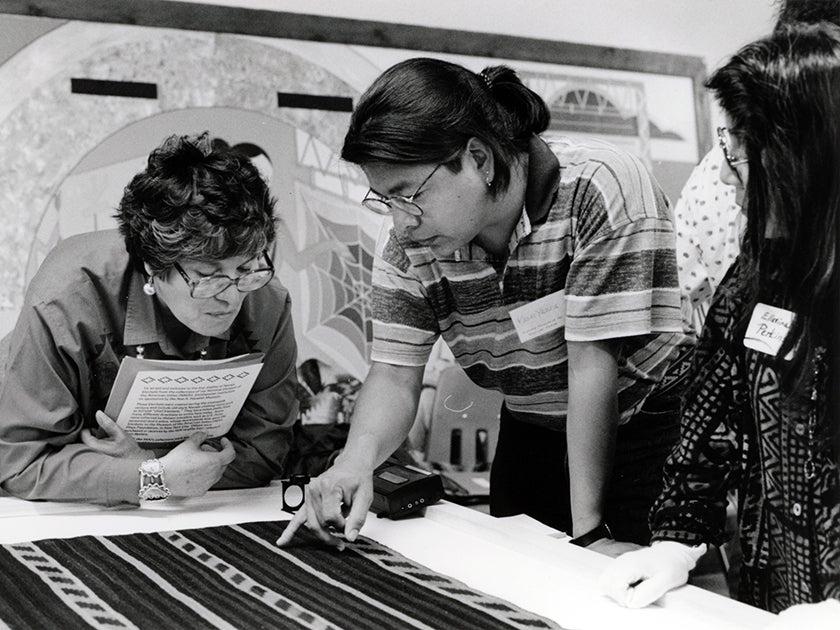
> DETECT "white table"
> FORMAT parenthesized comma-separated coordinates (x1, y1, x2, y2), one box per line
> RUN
(0, 485, 774, 630)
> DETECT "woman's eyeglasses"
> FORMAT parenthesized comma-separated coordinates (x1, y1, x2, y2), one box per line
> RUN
(717, 126, 748, 183)
(361, 163, 442, 216)
(175, 250, 275, 299)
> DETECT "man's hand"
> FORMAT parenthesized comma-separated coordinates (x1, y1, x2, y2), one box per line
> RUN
(599, 541, 706, 608)
(276, 456, 374, 550)
(81, 411, 147, 458)
(159, 432, 236, 497)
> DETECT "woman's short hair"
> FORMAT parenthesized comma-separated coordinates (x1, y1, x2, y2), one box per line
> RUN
(341, 58, 549, 196)
(116, 132, 277, 275)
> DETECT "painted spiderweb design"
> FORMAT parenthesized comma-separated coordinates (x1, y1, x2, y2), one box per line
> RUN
(309, 212, 375, 364)
(279, 181, 380, 379)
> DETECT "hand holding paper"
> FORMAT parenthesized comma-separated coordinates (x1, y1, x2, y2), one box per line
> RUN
(104, 353, 264, 445)
(81, 411, 147, 458)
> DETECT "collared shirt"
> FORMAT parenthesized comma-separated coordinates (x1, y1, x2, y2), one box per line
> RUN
(651, 261, 840, 611)
(371, 136, 693, 428)
(0, 230, 299, 505)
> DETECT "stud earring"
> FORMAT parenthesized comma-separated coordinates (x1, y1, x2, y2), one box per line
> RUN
(143, 278, 156, 296)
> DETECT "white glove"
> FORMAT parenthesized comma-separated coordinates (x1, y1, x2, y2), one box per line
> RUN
(599, 540, 707, 608)
(763, 600, 840, 629)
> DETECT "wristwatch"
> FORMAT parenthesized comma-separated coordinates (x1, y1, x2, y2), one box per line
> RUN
(138, 458, 171, 501)
(569, 521, 613, 547)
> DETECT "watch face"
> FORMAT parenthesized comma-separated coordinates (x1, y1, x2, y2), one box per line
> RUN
(141, 459, 164, 474)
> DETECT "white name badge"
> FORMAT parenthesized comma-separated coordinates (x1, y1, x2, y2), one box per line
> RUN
(744, 302, 794, 357)
(509, 290, 565, 343)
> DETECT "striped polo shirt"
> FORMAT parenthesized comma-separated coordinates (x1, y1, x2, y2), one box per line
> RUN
(370, 136, 694, 428)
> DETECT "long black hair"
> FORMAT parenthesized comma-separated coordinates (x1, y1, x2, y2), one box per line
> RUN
(341, 58, 549, 198)
(707, 22, 840, 420)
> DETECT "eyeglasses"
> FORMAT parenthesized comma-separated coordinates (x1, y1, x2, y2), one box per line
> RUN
(174, 250, 275, 299)
(717, 126, 748, 182)
(361, 163, 443, 216)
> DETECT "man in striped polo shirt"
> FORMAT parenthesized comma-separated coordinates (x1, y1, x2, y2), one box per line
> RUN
(278, 58, 694, 553)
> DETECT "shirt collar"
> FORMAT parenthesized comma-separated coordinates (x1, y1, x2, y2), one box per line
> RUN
(524, 134, 560, 225)
(123, 268, 230, 358)
(506, 206, 533, 257)
(123, 268, 160, 348)
(504, 135, 560, 254)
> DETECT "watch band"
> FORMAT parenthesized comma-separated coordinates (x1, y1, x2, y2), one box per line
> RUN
(138, 458, 171, 501)
(569, 521, 613, 547)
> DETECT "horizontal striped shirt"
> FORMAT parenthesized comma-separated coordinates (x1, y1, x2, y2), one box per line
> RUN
(371, 137, 693, 428)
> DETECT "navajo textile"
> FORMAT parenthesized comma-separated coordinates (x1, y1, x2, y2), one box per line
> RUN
(0, 520, 563, 629)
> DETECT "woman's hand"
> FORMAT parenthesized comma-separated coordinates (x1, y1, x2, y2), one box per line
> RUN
(81, 410, 146, 458)
(599, 541, 706, 608)
(275, 455, 374, 550)
(159, 433, 237, 497)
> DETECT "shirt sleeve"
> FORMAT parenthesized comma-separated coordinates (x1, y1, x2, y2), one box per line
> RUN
(650, 267, 745, 545)
(215, 290, 299, 488)
(369, 227, 439, 367)
(0, 297, 147, 506)
(564, 152, 686, 342)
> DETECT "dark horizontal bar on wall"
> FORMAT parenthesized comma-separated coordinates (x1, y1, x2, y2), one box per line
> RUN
(71, 78, 158, 99)
(277, 92, 353, 112)
(0, 0, 710, 153)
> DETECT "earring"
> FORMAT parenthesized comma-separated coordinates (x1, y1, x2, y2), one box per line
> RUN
(485, 176, 492, 187)
(143, 278, 156, 296)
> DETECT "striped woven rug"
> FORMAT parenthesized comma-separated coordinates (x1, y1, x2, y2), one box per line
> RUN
(0, 520, 564, 629)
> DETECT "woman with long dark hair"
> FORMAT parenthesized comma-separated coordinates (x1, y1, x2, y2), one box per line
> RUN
(601, 21, 840, 622)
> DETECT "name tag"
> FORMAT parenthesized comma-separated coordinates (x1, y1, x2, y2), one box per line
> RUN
(509, 290, 565, 343)
(744, 303, 794, 357)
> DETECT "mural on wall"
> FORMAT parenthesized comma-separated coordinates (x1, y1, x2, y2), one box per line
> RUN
(0, 14, 706, 378)
(0, 21, 381, 377)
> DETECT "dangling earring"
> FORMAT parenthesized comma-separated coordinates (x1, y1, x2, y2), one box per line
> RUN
(485, 176, 493, 188)
(143, 277, 156, 296)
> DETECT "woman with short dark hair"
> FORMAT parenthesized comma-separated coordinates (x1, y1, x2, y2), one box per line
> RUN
(0, 132, 300, 505)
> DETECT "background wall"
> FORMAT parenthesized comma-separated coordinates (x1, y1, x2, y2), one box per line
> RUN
(172, 0, 777, 86)
(0, 0, 777, 373)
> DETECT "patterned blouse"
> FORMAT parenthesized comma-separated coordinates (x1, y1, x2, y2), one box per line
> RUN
(673, 147, 744, 330)
(650, 260, 840, 612)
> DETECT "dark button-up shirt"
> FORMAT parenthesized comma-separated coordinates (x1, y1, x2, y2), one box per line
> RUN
(0, 230, 299, 506)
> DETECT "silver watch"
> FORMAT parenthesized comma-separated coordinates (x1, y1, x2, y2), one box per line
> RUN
(138, 458, 171, 501)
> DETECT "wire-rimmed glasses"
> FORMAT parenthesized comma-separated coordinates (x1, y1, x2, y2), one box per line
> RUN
(174, 250, 274, 299)
(361, 163, 443, 216)
(717, 126, 748, 183)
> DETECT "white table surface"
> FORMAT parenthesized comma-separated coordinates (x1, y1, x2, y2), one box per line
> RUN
(0, 484, 774, 630)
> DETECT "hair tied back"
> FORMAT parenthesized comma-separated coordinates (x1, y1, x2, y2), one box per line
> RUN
(479, 69, 493, 91)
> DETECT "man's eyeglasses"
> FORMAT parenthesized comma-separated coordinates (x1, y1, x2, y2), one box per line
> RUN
(361, 163, 443, 216)
(175, 250, 275, 299)
(717, 126, 748, 182)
